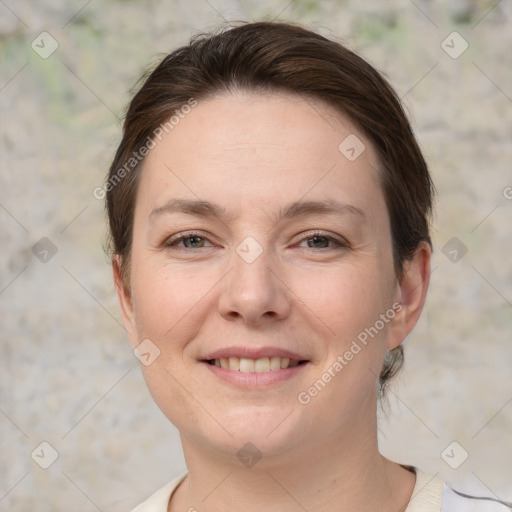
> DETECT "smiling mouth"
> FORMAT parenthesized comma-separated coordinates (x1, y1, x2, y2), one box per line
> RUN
(205, 356, 309, 373)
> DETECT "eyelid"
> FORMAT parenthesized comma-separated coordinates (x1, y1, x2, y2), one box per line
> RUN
(295, 230, 349, 249)
(163, 230, 349, 250)
(164, 231, 217, 247)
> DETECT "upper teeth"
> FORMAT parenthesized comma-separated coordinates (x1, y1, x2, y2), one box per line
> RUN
(211, 357, 299, 372)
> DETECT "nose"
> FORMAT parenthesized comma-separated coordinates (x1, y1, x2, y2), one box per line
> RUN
(217, 244, 292, 326)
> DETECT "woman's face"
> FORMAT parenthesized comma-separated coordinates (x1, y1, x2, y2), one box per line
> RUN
(115, 92, 429, 461)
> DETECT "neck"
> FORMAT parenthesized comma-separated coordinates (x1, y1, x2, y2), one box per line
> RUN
(170, 413, 415, 512)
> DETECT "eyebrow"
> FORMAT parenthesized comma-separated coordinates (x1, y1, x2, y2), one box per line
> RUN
(149, 198, 366, 223)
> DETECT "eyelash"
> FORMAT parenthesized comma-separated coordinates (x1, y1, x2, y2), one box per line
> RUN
(164, 231, 348, 251)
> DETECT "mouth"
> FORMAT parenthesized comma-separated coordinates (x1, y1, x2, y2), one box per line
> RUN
(204, 356, 308, 372)
(200, 347, 311, 386)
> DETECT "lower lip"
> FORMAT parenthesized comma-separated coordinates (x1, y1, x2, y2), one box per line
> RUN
(202, 361, 309, 387)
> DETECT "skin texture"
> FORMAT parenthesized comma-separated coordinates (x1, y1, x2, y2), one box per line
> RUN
(114, 92, 431, 512)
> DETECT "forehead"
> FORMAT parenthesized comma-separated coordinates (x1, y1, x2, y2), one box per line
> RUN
(136, 91, 386, 223)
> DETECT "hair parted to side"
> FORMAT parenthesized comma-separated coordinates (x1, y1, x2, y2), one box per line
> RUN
(106, 21, 435, 396)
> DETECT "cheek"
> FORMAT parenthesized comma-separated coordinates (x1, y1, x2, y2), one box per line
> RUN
(140, 363, 204, 428)
(130, 257, 219, 344)
(289, 262, 393, 386)
(130, 258, 220, 430)
(290, 260, 391, 336)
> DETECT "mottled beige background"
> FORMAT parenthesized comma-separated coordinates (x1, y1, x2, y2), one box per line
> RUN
(1, 0, 511, 510)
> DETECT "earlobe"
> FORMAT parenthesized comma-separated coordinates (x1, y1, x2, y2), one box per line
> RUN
(113, 255, 138, 346)
(387, 242, 431, 350)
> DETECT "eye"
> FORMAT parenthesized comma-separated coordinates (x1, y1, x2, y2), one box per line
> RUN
(297, 231, 347, 250)
(163, 231, 346, 251)
(165, 232, 215, 249)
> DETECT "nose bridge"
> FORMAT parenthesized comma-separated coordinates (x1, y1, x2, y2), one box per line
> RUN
(218, 235, 291, 324)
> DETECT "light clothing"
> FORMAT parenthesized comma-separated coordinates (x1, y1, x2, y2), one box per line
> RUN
(130, 468, 511, 512)
(130, 473, 186, 512)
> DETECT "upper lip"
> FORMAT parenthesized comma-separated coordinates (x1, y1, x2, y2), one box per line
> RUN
(202, 346, 308, 361)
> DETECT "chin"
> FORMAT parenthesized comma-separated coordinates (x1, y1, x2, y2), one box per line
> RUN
(217, 406, 311, 457)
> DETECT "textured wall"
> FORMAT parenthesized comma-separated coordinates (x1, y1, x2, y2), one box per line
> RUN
(1, 0, 511, 510)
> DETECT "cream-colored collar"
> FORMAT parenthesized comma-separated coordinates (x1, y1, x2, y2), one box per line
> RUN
(131, 468, 446, 512)
(405, 469, 446, 512)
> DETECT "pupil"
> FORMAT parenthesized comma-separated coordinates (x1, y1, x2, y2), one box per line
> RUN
(309, 236, 327, 248)
(185, 236, 203, 248)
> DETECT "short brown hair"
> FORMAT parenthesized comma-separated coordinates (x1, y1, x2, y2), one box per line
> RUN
(106, 21, 434, 394)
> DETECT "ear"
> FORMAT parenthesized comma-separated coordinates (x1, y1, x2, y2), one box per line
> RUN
(113, 255, 138, 348)
(387, 241, 431, 350)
